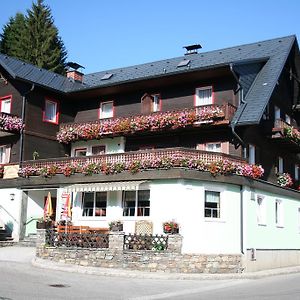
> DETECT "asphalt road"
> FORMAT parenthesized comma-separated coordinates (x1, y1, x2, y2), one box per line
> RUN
(0, 246, 299, 300)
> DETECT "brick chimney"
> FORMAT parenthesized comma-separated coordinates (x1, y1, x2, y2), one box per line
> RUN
(66, 62, 84, 83)
(66, 70, 83, 83)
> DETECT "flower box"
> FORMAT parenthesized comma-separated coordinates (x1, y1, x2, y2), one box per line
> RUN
(163, 221, 179, 234)
(109, 221, 123, 232)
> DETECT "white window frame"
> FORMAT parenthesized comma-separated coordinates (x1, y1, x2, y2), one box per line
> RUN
(74, 148, 87, 157)
(195, 86, 213, 106)
(204, 190, 221, 219)
(278, 157, 284, 174)
(99, 101, 114, 119)
(249, 144, 256, 164)
(152, 94, 161, 112)
(43, 99, 58, 124)
(257, 195, 266, 226)
(0, 145, 10, 164)
(71, 144, 106, 157)
(275, 199, 284, 228)
(81, 191, 107, 217)
(122, 190, 150, 217)
(206, 143, 222, 153)
(0, 97, 11, 114)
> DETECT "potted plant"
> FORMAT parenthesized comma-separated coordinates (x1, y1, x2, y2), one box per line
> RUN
(109, 220, 123, 231)
(163, 221, 179, 234)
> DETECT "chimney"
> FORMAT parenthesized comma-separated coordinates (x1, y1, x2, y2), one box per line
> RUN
(66, 62, 85, 83)
(183, 44, 202, 55)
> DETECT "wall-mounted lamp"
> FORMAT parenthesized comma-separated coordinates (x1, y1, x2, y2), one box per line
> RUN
(9, 193, 15, 201)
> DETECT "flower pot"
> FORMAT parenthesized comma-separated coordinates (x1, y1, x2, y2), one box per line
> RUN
(163, 228, 179, 234)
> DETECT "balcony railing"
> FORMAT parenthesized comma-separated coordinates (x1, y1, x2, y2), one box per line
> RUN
(19, 147, 264, 180)
(0, 112, 23, 135)
(272, 119, 300, 148)
(57, 103, 237, 144)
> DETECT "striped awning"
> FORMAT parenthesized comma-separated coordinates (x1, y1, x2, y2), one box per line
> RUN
(64, 181, 147, 193)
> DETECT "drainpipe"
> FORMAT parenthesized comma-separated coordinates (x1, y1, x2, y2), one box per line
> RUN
(19, 84, 35, 166)
(240, 185, 244, 255)
(229, 63, 246, 147)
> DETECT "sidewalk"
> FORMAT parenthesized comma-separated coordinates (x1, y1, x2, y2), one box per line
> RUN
(32, 256, 300, 280)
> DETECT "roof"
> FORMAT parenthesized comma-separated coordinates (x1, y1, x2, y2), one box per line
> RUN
(0, 54, 86, 93)
(0, 35, 297, 125)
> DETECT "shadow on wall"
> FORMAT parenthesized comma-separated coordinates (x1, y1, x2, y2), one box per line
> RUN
(5, 221, 13, 235)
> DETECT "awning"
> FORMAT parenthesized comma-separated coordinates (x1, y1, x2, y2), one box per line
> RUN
(64, 181, 147, 193)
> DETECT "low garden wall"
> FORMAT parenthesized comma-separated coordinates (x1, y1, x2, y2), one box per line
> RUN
(36, 229, 242, 274)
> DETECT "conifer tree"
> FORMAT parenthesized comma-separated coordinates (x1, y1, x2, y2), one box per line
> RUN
(0, 13, 27, 59)
(0, 0, 67, 75)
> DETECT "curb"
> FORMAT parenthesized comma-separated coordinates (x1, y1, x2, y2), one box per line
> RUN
(32, 258, 300, 280)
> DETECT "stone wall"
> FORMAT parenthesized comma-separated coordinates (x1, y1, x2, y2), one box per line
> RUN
(36, 229, 242, 274)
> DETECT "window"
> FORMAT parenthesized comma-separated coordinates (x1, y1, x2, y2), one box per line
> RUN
(122, 190, 150, 217)
(100, 101, 114, 119)
(274, 106, 280, 120)
(0, 145, 10, 164)
(82, 192, 107, 217)
(278, 157, 284, 174)
(204, 191, 220, 218)
(285, 114, 291, 125)
(249, 144, 256, 164)
(92, 145, 106, 156)
(195, 86, 213, 106)
(43, 99, 59, 124)
(257, 195, 266, 225)
(206, 143, 221, 153)
(275, 199, 284, 227)
(0, 96, 11, 114)
(152, 94, 160, 112)
(74, 148, 87, 157)
(295, 165, 299, 181)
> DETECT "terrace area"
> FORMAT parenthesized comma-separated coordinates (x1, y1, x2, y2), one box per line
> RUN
(19, 147, 263, 180)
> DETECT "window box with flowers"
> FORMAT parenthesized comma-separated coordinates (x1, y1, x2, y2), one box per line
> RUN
(163, 221, 179, 234)
(277, 173, 293, 188)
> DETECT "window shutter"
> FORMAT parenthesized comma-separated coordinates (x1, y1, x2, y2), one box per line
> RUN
(141, 94, 153, 114)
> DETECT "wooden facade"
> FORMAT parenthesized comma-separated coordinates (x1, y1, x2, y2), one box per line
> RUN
(0, 38, 299, 190)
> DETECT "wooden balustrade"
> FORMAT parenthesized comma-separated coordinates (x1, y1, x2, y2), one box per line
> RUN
(21, 147, 245, 169)
(59, 103, 236, 131)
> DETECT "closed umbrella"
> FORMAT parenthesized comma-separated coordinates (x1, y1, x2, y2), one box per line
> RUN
(44, 192, 53, 220)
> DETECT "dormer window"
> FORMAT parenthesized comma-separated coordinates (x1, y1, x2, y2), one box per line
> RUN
(195, 86, 213, 106)
(0, 96, 11, 114)
(43, 98, 59, 124)
(99, 101, 114, 119)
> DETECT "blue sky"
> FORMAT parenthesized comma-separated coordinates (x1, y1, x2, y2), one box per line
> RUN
(1, 0, 300, 74)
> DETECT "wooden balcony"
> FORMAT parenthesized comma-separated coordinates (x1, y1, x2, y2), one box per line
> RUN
(0, 112, 23, 137)
(57, 103, 237, 144)
(21, 147, 245, 170)
(271, 119, 300, 152)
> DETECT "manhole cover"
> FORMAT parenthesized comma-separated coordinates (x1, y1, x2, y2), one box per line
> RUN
(49, 284, 70, 288)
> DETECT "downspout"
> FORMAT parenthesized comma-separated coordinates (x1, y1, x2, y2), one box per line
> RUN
(19, 84, 35, 166)
(240, 185, 244, 255)
(229, 63, 246, 147)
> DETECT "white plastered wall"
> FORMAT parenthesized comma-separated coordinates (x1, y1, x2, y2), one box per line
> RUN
(0, 188, 22, 241)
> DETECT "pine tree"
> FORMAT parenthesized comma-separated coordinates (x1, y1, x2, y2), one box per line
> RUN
(0, 0, 67, 75)
(0, 13, 27, 59)
(24, 0, 67, 74)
